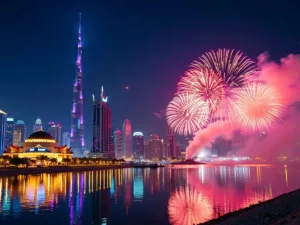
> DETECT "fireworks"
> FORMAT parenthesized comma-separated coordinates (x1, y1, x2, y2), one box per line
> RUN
(177, 68, 224, 113)
(168, 186, 212, 225)
(192, 49, 257, 87)
(166, 92, 209, 136)
(233, 81, 284, 132)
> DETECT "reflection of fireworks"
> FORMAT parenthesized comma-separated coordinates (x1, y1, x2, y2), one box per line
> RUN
(233, 81, 284, 132)
(168, 186, 212, 225)
(177, 68, 224, 113)
(192, 49, 256, 87)
(166, 93, 209, 136)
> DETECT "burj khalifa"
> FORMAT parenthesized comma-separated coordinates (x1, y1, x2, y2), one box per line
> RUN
(71, 13, 84, 157)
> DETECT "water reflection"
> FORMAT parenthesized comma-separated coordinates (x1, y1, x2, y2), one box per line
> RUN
(0, 165, 299, 225)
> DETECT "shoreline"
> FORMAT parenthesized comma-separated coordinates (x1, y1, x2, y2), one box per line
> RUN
(0, 165, 133, 176)
(200, 189, 300, 225)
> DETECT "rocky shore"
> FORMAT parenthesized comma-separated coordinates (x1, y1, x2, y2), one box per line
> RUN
(0, 165, 132, 176)
(201, 189, 300, 225)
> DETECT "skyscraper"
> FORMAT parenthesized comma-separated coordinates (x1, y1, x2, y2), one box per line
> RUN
(14, 120, 26, 145)
(0, 110, 7, 155)
(62, 131, 71, 147)
(122, 119, 132, 158)
(92, 87, 112, 157)
(71, 13, 84, 157)
(114, 129, 122, 159)
(47, 123, 62, 146)
(132, 132, 144, 159)
(33, 117, 43, 132)
(5, 118, 14, 147)
(148, 134, 163, 160)
(167, 127, 176, 158)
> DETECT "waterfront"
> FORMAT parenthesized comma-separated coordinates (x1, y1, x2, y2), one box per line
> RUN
(0, 164, 300, 225)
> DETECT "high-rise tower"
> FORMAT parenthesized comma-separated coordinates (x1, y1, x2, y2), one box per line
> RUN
(92, 87, 112, 157)
(132, 132, 144, 159)
(0, 110, 7, 155)
(33, 117, 43, 133)
(122, 119, 132, 158)
(71, 13, 84, 157)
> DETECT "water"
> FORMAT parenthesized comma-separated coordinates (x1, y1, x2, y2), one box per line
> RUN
(0, 164, 299, 225)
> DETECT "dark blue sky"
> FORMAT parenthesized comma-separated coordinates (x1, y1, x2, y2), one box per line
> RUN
(0, 1, 299, 147)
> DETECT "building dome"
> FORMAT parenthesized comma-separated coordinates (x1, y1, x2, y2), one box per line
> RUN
(25, 131, 55, 143)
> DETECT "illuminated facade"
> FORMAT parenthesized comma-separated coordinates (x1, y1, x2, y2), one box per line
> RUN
(147, 134, 163, 160)
(14, 120, 26, 144)
(91, 87, 112, 158)
(122, 119, 132, 158)
(167, 127, 176, 158)
(5, 117, 14, 147)
(0, 110, 7, 155)
(33, 117, 43, 133)
(47, 122, 62, 146)
(4, 130, 72, 161)
(114, 129, 122, 159)
(62, 131, 71, 147)
(71, 13, 85, 157)
(132, 132, 144, 159)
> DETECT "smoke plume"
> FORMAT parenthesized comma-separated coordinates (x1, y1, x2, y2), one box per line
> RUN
(186, 53, 300, 159)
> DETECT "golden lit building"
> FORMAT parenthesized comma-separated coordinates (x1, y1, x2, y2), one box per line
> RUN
(3, 130, 72, 162)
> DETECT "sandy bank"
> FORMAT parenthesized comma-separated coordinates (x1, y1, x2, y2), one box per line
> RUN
(0, 165, 133, 176)
(200, 189, 300, 225)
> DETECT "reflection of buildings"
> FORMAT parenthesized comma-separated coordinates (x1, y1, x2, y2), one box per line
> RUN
(124, 169, 133, 210)
(133, 169, 144, 201)
(4, 130, 72, 162)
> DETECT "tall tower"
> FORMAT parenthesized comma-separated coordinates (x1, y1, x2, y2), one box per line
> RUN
(0, 110, 7, 155)
(122, 119, 132, 158)
(167, 127, 176, 158)
(132, 132, 144, 159)
(71, 13, 84, 157)
(92, 87, 112, 157)
(5, 118, 14, 147)
(114, 129, 122, 159)
(33, 117, 43, 133)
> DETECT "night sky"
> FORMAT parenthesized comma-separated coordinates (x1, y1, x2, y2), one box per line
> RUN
(0, 1, 299, 147)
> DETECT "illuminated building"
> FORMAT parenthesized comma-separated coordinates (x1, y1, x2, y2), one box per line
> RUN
(91, 87, 112, 158)
(5, 118, 14, 147)
(71, 13, 85, 157)
(162, 138, 168, 159)
(122, 119, 132, 158)
(62, 131, 71, 147)
(13, 120, 26, 146)
(132, 132, 144, 159)
(0, 110, 7, 155)
(114, 129, 122, 159)
(167, 127, 176, 158)
(4, 130, 72, 161)
(33, 117, 43, 133)
(144, 141, 150, 159)
(146, 134, 163, 160)
(47, 122, 62, 146)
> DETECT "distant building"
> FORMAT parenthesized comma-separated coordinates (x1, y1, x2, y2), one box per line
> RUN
(91, 87, 112, 158)
(144, 141, 150, 159)
(14, 120, 26, 144)
(146, 134, 163, 160)
(122, 119, 132, 158)
(132, 132, 144, 159)
(13, 130, 22, 146)
(5, 130, 72, 161)
(0, 110, 7, 155)
(5, 117, 14, 147)
(33, 117, 43, 133)
(62, 131, 71, 148)
(47, 123, 62, 146)
(167, 127, 176, 158)
(114, 129, 122, 159)
(162, 138, 168, 159)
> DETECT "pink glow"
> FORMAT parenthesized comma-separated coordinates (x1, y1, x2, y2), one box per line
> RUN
(72, 103, 76, 113)
(81, 138, 84, 146)
(80, 116, 83, 124)
(80, 91, 83, 99)
(70, 128, 74, 137)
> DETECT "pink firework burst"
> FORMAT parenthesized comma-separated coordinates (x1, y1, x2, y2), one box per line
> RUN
(168, 186, 212, 225)
(233, 81, 284, 132)
(177, 68, 224, 113)
(166, 92, 209, 136)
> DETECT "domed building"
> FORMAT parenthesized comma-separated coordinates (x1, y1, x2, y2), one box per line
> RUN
(4, 130, 72, 161)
